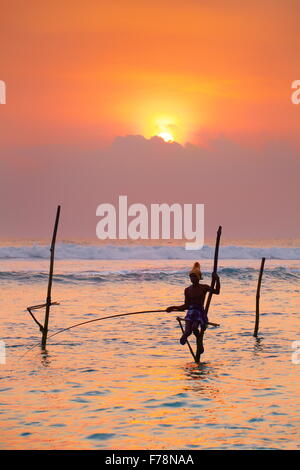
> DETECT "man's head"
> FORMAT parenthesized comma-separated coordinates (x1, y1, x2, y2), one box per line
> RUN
(189, 262, 202, 285)
(189, 272, 200, 285)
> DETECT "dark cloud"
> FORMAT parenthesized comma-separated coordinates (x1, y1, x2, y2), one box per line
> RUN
(0, 135, 299, 240)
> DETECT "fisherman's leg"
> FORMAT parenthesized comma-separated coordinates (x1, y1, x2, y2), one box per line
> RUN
(180, 320, 193, 345)
(195, 324, 207, 362)
(192, 320, 201, 339)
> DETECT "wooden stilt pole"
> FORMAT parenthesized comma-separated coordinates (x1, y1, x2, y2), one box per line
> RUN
(176, 317, 196, 362)
(204, 226, 222, 315)
(41, 205, 61, 348)
(253, 257, 265, 338)
(195, 225, 222, 362)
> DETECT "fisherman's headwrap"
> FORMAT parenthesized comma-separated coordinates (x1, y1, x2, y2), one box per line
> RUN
(189, 262, 202, 280)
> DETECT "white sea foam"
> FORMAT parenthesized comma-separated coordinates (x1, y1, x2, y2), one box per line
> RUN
(0, 243, 299, 260)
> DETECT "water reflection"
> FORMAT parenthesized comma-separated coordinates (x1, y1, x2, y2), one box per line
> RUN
(40, 348, 51, 367)
(1, 258, 299, 449)
(183, 361, 220, 398)
(253, 337, 264, 355)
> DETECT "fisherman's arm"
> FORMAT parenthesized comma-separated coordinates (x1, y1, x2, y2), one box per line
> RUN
(210, 273, 220, 294)
(166, 289, 189, 312)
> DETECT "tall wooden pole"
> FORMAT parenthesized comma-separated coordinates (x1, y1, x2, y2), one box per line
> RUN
(253, 257, 265, 338)
(205, 225, 222, 315)
(195, 225, 222, 362)
(41, 205, 61, 348)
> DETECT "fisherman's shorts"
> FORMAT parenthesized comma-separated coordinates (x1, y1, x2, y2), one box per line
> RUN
(185, 304, 208, 328)
(180, 305, 208, 345)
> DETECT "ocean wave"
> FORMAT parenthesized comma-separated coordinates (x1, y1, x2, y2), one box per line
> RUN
(0, 243, 299, 260)
(1, 266, 299, 284)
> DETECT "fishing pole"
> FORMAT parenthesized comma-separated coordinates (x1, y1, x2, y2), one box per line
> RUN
(48, 309, 168, 340)
(21, 308, 220, 357)
(21, 309, 166, 357)
(42, 309, 220, 341)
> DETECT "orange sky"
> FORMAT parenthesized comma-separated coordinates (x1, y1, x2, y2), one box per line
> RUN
(0, 1, 300, 239)
(1, 0, 300, 147)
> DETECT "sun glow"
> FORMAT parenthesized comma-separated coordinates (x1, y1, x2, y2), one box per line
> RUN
(129, 99, 196, 144)
(150, 115, 179, 142)
(158, 131, 174, 142)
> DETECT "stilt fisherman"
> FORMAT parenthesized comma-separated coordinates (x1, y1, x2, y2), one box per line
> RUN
(166, 262, 220, 356)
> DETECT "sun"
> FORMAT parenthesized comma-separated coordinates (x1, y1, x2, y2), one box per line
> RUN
(133, 100, 196, 144)
(157, 131, 174, 142)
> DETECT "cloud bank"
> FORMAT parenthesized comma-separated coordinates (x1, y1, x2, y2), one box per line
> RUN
(0, 135, 299, 240)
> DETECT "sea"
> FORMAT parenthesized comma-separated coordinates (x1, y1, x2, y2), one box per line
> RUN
(0, 240, 299, 449)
